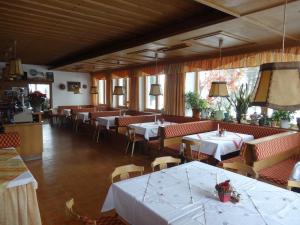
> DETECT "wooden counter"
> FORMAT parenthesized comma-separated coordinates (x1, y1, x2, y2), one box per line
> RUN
(4, 123, 43, 161)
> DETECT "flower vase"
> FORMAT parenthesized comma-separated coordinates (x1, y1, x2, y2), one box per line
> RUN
(218, 192, 231, 202)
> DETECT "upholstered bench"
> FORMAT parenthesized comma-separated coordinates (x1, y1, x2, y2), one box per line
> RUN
(0, 132, 21, 149)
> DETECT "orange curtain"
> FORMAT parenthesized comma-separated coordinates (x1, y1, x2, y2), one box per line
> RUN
(185, 46, 300, 71)
(106, 75, 112, 107)
(129, 70, 140, 111)
(164, 64, 185, 116)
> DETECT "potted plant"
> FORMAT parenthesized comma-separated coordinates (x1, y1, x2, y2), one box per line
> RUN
(28, 91, 46, 112)
(227, 84, 251, 123)
(273, 110, 294, 129)
(215, 180, 232, 202)
(223, 102, 231, 121)
(271, 110, 281, 127)
(185, 92, 207, 119)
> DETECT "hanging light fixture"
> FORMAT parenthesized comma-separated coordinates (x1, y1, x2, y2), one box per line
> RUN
(149, 52, 162, 96)
(112, 85, 124, 95)
(250, 0, 300, 111)
(9, 40, 23, 78)
(90, 86, 98, 94)
(208, 38, 229, 97)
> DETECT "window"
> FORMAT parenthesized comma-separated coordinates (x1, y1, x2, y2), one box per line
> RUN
(145, 74, 165, 110)
(29, 83, 51, 109)
(98, 80, 106, 105)
(112, 78, 129, 107)
(184, 67, 260, 118)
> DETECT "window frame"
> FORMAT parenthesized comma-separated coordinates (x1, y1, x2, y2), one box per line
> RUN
(98, 79, 106, 105)
(144, 74, 165, 111)
(112, 77, 129, 108)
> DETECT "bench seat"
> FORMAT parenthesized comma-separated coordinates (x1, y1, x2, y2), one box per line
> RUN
(259, 155, 300, 186)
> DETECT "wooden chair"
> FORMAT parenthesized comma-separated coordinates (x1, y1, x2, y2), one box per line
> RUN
(111, 164, 144, 183)
(287, 180, 300, 191)
(182, 139, 211, 162)
(151, 156, 181, 171)
(49, 108, 65, 127)
(222, 162, 258, 179)
(125, 127, 144, 157)
(65, 198, 125, 225)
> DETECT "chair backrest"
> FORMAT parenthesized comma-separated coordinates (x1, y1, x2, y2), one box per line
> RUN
(111, 164, 144, 183)
(222, 162, 258, 179)
(151, 156, 181, 171)
(182, 139, 201, 161)
(287, 180, 300, 190)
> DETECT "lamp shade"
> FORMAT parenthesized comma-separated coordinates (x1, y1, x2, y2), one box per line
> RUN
(90, 86, 98, 94)
(9, 58, 23, 76)
(149, 84, 162, 96)
(208, 81, 229, 97)
(113, 86, 124, 95)
(250, 62, 300, 111)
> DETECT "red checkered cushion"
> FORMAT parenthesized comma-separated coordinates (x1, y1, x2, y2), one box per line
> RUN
(253, 132, 300, 161)
(161, 115, 200, 124)
(218, 122, 285, 139)
(259, 155, 300, 185)
(90, 111, 120, 120)
(76, 215, 125, 225)
(116, 115, 156, 127)
(0, 132, 21, 148)
(161, 120, 216, 138)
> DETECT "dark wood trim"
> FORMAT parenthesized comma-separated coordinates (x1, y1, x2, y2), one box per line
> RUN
(49, 9, 234, 69)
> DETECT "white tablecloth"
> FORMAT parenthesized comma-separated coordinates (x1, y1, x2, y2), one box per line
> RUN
(96, 115, 130, 130)
(128, 122, 176, 140)
(182, 131, 254, 161)
(78, 112, 89, 122)
(63, 109, 71, 116)
(102, 161, 300, 225)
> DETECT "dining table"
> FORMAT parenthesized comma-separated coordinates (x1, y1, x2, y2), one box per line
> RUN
(182, 131, 254, 161)
(63, 109, 71, 117)
(78, 112, 90, 122)
(101, 161, 300, 225)
(0, 148, 42, 225)
(128, 121, 176, 140)
(96, 115, 131, 130)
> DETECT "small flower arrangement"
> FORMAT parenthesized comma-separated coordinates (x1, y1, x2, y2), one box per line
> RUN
(28, 91, 46, 107)
(215, 180, 232, 202)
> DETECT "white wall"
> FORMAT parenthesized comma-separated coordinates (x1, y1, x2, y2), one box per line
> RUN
(0, 63, 91, 107)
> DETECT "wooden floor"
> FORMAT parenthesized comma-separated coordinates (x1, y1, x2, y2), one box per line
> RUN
(26, 124, 153, 225)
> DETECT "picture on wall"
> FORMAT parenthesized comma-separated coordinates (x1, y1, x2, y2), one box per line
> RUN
(67, 81, 81, 92)
(46, 72, 54, 82)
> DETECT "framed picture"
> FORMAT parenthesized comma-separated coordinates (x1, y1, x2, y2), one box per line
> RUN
(67, 81, 81, 92)
(46, 72, 54, 82)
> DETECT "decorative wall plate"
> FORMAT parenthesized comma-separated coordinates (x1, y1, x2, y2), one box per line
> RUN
(82, 84, 87, 89)
(59, 83, 66, 90)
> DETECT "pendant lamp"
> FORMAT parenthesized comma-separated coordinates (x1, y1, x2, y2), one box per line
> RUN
(149, 52, 162, 96)
(113, 85, 124, 95)
(250, 0, 300, 111)
(9, 40, 23, 77)
(208, 38, 229, 97)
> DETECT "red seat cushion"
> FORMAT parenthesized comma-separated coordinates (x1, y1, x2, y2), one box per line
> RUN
(259, 156, 300, 186)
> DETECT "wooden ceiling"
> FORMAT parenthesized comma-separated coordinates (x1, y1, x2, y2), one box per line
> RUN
(1, 0, 300, 73)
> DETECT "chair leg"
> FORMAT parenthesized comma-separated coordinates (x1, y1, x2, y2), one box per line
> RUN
(125, 140, 130, 154)
(131, 141, 135, 157)
(96, 127, 101, 143)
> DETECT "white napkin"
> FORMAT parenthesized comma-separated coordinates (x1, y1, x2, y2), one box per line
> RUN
(290, 162, 300, 181)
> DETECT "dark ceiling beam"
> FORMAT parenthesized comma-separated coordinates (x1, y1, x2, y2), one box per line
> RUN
(49, 7, 235, 69)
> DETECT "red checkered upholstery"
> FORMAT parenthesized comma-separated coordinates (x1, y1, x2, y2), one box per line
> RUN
(127, 110, 152, 116)
(218, 122, 285, 139)
(116, 115, 156, 127)
(259, 155, 300, 185)
(89, 111, 120, 120)
(161, 115, 200, 124)
(253, 132, 300, 161)
(0, 132, 21, 148)
(77, 215, 126, 225)
(161, 120, 216, 138)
